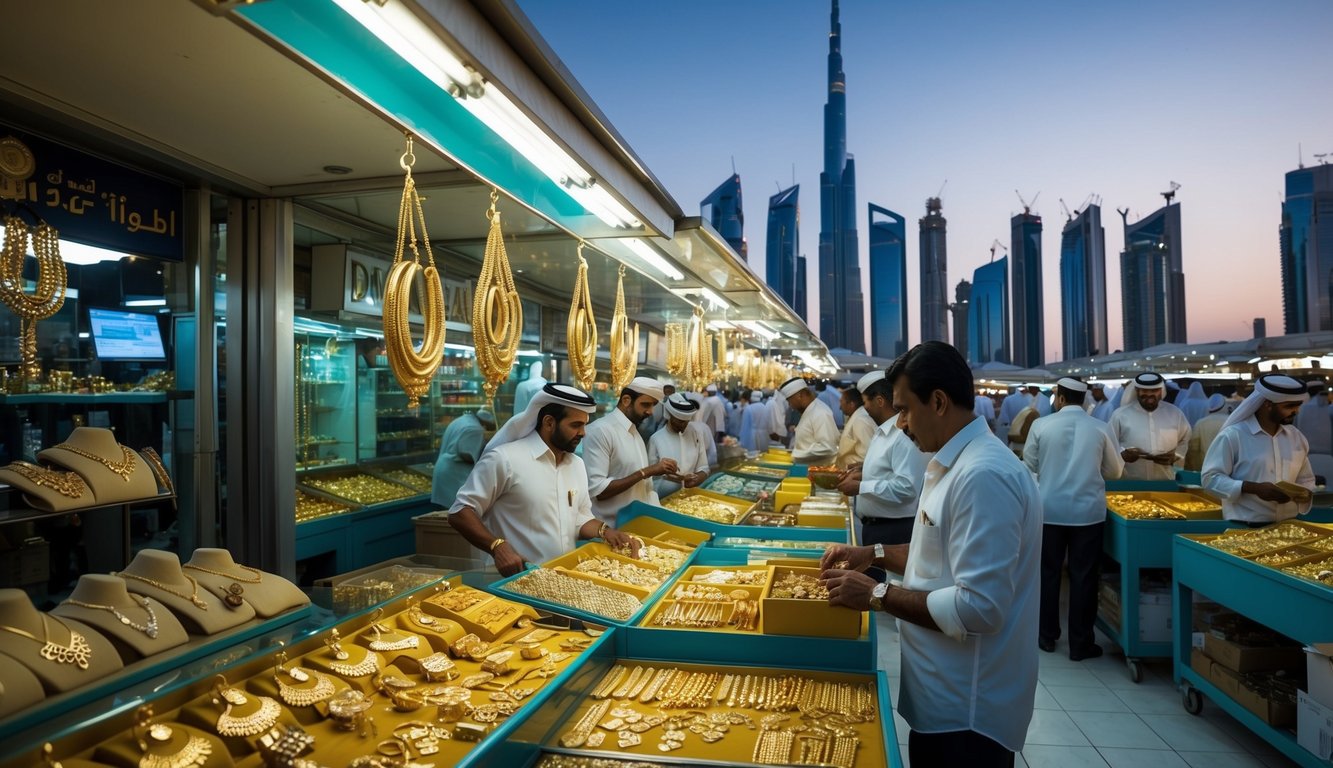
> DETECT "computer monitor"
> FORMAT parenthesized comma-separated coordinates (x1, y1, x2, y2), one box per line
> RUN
(88, 308, 166, 361)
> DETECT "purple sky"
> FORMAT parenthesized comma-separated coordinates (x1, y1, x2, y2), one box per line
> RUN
(520, 0, 1333, 362)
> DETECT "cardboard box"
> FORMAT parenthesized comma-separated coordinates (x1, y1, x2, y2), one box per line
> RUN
(1210, 662, 1243, 700)
(1205, 634, 1306, 674)
(1236, 682, 1297, 727)
(1191, 647, 1213, 678)
(1306, 644, 1333, 708)
(1138, 600, 1171, 643)
(1298, 689, 1333, 761)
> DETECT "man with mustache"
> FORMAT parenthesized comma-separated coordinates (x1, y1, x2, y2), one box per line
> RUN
(1203, 373, 1316, 526)
(448, 383, 640, 576)
(1109, 371, 1191, 481)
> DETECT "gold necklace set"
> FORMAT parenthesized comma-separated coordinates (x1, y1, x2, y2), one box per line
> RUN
(63, 594, 159, 640)
(566, 245, 598, 390)
(3, 460, 88, 498)
(51, 443, 138, 482)
(0, 613, 92, 669)
(213, 685, 282, 737)
(116, 571, 210, 611)
(135, 708, 211, 768)
(183, 561, 262, 609)
(274, 664, 337, 708)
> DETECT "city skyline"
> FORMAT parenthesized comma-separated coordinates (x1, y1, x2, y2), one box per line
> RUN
(520, 0, 1333, 361)
(817, 0, 863, 352)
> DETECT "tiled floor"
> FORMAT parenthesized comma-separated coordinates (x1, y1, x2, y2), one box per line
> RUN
(875, 614, 1299, 767)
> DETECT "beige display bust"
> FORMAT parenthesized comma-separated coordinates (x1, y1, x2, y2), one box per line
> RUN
(0, 650, 46, 717)
(37, 427, 157, 505)
(93, 721, 234, 768)
(116, 550, 255, 634)
(182, 549, 310, 619)
(0, 589, 122, 692)
(0, 461, 93, 512)
(51, 575, 190, 662)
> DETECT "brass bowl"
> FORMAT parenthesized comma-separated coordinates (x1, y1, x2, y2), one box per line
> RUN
(806, 466, 841, 490)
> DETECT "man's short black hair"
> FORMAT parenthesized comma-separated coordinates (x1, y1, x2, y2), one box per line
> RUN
(863, 378, 894, 401)
(1057, 385, 1086, 406)
(843, 387, 863, 407)
(888, 341, 973, 409)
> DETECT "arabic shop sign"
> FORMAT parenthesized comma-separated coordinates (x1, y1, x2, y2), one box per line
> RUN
(0, 126, 184, 261)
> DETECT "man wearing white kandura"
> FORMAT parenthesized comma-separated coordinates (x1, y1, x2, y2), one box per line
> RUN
(1109, 371, 1191, 481)
(582, 376, 670, 525)
(821, 341, 1041, 767)
(647, 393, 712, 497)
(448, 383, 640, 576)
(1022, 377, 1124, 661)
(1203, 373, 1316, 527)
(779, 376, 840, 465)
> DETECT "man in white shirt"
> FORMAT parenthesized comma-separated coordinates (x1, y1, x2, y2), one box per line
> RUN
(1022, 377, 1124, 660)
(583, 376, 674, 524)
(431, 408, 495, 510)
(1203, 374, 1316, 526)
(778, 377, 840, 464)
(723, 390, 743, 439)
(511, 360, 547, 416)
(1109, 371, 1191, 481)
(1186, 394, 1230, 471)
(837, 369, 929, 547)
(1296, 381, 1332, 456)
(1089, 383, 1115, 422)
(697, 384, 727, 442)
(835, 385, 877, 468)
(449, 384, 640, 575)
(767, 386, 790, 445)
(816, 380, 846, 429)
(740, 389, 771, 452)
(995, 386, 1031, 438)
(1033, 386, 1052, 416)
(637, 381, 674, 442)
(973, 393, 997, 432)
(821, 341, 1041, 766)
(1006, 403, 1040, 456)
(647, 393, 711, 497)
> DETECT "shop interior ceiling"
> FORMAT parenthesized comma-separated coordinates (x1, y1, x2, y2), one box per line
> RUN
(0, 0, 773, 340)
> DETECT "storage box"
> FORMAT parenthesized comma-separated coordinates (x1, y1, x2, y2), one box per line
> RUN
(1205, 634, 1306, 673)
(414, 511, 485, 567)
(1298, 688, 1333, 760)
(1191, 647, 1213, 678)
(1236, 680, 1297, 727)
(1307, 644, 1333, 707)
(1210, 662, 1243, 699)
(762, 566, 861, 639)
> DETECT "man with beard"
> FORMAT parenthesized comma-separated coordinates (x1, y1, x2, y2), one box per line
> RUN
(647, 393, 712, 496)
(448, 384, 641, 575)
(1089, 383, 1115, 422)
(1109, 372, 1191, 481)
(779, 377, 841, 465)
(1203, 373, 1316, 526)
(582, 376, 673, 524)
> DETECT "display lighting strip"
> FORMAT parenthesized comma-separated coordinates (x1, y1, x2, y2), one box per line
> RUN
(329, 0, 640, 230)
(793, 349, 838, 375)
(624, 238, 684, 281)
(736, 320, 779, 342)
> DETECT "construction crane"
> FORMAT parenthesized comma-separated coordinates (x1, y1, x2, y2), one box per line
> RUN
(989, 239, 1008, 262)
(1059, 198, 1072, 221)
(1314, 153, 1331, 166)
(1162, 181, 1181, 205)
(1015, 189, 1040, 215)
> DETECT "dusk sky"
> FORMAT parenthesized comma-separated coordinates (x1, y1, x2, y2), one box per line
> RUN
(521, 0, 1333, 363)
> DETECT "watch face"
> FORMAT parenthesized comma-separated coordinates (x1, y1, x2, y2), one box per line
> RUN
(872, 583, 888, 599)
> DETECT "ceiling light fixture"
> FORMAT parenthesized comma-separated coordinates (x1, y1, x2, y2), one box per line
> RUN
(625, 238, 683, 281)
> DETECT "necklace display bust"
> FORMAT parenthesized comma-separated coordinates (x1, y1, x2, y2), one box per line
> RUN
(183, 549, 309, 619)
(116, 550, 255, 634)
(53, 574, 190, 661)
(0, 589, 122, 692)
(0, 651, 45, 717)
(38, 427, 158, 504)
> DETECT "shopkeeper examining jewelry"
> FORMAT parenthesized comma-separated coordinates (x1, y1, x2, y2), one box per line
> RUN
(582, 376, 671, 524)
(820, 341, 1042, 768)
(646, 392, 711, 496)
(448, 384, 641, 576)
(778, 376, 840, 465)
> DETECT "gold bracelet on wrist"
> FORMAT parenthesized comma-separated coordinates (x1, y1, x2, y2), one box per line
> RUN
(488, 537, 505, 552)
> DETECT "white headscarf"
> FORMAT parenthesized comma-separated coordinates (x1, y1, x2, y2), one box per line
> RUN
(484, 383, 596, 455)
(856, 370, 886, 394)
(1223, 374, 1307, 429)
(779, 377, 809, 399)
(625, 376, 665, 403)
(749, 390, 764, 403)
(1206, 393, 1227, 414)
(1118, 372, 1166, 412)
(664, 392, 700, 421)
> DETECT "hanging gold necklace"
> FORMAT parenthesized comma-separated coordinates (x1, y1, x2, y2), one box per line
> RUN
(566, 243, 598, 391)
(117, 571, 210, 610)
(51, 443, 137, 482)
(0, 214, 66, 384)
(472, 187, 522, 410)
(0, 613, 93, 669)
(609, 264, 638, 391)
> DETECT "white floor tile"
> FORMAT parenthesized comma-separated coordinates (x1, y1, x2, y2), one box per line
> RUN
(1068, 711, 1169, 750)
(1112, 684, 1191, 715)
(1033, 683, 1061, 710)
(1144, 714, 1245, 753)
(1025, 709, 1092, 747)
(1039, 665, 1107, 688)
(1021, 745, 1110, 768)
(1177, 752, 1274, 768)
(1047, 684, 1131, 712)
(1099, 747, 1191, 767)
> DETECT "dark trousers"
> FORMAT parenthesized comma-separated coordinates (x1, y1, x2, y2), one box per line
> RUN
(909, 729, 1014, 768)
(859, 515, 914, 546)
(1040, 521, 1105, 652)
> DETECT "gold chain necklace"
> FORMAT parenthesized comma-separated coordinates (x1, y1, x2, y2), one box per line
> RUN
(274, 666, 336, 707)
(117, 571, 209, 610)
(52, 443, 137, 482)
(4, 461, 87, 498)
(214, 688, 282, 737)
(0, 614, 92, 669)
(182, 562, 263, 584)
(138, 723, 212, 768)
(63, 594, 159, 639)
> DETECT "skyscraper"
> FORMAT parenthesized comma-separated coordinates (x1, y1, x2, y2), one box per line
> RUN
(950, 279, 971, 359)
(868, 204, 908, 359)
(1059, 204, 1109, 359)
(765, 185, 800, 313)
(702, 173, 746, 261)
(919, 197, 949, 343)
(1119, 201, 1186, 352)
(1010, 211, 1044, 367)
(795, 255, 808, 320)
(969, 257, 1010, 365)
(1280, 164, 1333, 333)
(817, 0, 863, 352)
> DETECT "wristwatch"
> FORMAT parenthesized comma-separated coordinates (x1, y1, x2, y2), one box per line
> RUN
(873, 542, 885, 562)
(869, 582, 888, 612)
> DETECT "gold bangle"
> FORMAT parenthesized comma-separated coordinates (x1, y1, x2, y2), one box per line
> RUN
(597, 523, 608, 539)
(488, 537, 505, 552)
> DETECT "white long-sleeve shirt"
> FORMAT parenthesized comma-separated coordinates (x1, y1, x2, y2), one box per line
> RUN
(899, 417, 1041, 752)
(431, 412, 488, 509)
(836, 407, 877, 468)
(1296, 398, 1332, 455)
(791, 398, 840, 463)
(449, 430, 594, 565)
(581, 408, 658, 524)
(1022, 405, 1125, 526)
(1202, 415, 1315, 524)
(740, 400, 771, 452)
(856, 420, 929, 520)
(698, 394, 726, 437)
(1109, 401, 1191, 481)
(647, 424, 711, 497)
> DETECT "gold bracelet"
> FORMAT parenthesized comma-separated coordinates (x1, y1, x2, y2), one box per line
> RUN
(489, 537, 506, 552)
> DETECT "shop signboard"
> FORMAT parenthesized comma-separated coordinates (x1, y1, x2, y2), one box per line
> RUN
(0, 125, 184, 261)
(311, 244, 479, 326)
